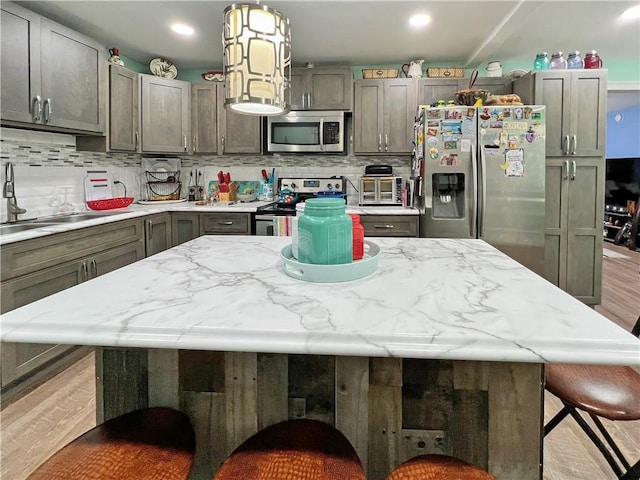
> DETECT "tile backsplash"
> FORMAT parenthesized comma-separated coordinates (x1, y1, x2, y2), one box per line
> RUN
(1, 128, 411, 222)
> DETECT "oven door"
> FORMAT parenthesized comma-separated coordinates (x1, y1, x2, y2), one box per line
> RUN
(254, 214, 275, 236)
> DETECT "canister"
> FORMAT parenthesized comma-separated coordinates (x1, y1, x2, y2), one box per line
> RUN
(297, 198, 352, 265)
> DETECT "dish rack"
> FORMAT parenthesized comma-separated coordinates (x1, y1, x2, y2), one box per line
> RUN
(145, 171, 182, 201)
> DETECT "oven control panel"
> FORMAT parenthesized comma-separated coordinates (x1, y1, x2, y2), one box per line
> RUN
(279, 177, 346, 194)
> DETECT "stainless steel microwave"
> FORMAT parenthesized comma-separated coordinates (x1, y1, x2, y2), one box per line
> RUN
(267, 111, 344, 153)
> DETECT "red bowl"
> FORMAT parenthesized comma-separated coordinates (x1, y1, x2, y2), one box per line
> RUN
(86, 197, 134, 210)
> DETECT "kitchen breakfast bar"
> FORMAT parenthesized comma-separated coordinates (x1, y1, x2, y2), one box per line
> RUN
(1, 236, 638, 480)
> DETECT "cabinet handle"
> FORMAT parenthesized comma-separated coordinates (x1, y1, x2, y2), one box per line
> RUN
(570, 160, 577, 180)
(193, 135, 197, 153)
(563, 160, 569, 180)
(43, 98, 52, 123)
(378, 134, 382, 152)
(374, 224, 394, 229)
(81, 262, 88, 282)
(385, 133, 389, 152)
(134, 131, 139, 150)
(222, 136, 226, 154)
(90, 259, 98, 278)
(218, 221, 233, 225)
(307, 93, 311, 110)
(183, 134, 188, 152)
(31, 95, 42, 122)
(148, 220, 153, 240)
(563, 135, 570, 155)
(571, 135, 577, 155)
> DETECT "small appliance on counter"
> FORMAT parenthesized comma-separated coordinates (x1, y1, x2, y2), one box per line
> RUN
(254, 176, 346, 236)
(358, 165, 404, 206)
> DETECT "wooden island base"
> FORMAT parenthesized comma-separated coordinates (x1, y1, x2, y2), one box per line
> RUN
(96, 347, 542, 480)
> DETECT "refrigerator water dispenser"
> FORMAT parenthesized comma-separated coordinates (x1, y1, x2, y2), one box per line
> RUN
(432, 173, 465, 218)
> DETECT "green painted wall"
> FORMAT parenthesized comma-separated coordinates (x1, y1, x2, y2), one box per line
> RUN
(117, 54, 639, 83)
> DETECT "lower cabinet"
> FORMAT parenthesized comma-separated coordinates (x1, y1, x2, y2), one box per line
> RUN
(145, 213, 173, 256)
(360, 215, 420, 237)
(172, 213, 200, 246)
(1, 219, 145, 389)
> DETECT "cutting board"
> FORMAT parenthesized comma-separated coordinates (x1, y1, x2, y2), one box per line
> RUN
(84, 171, 113, 201)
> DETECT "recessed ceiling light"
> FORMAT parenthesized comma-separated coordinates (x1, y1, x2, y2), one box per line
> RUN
(171, 24, 194, 35)
(621, 5, 640, 19)
(409, 14, 431, 27)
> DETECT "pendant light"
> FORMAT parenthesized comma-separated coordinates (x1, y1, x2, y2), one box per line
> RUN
(223, 2, 291, 115)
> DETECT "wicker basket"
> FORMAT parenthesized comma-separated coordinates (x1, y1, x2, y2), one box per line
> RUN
(427, 67, 465, 78)
(362, 68, 398, 79)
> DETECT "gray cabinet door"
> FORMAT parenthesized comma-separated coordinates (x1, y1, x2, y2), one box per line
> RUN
(534, 72, 573, 157)
(468, 77, 513, 96)
(569, 71, 607, 157)
(289, 69, 306, 110)
(191, 83, 219, 154)
(172, 213, 201, 246)
(360, 215, 419, 237)
(145, 214, 173, 256)
(40, 19, 105, 133)
(383, 79, 416, 154)
(307, 68, 353, 110)
(217, 85, 262, 154)
(0, 2, 41, 124)
(91, 241, 145, 279)
(354, 80, 383, 153)
(109, 65, 138, 151)
(417, 78, 459, 106)
(201, 213, 251, 234)
(141, 75, 190, 153)
(544, 158, 604, 304)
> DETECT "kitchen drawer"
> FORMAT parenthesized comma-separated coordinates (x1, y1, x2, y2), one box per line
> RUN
(201, 213, 251, 235)
(1, 218, 144, 281)
(360, 215, 419, 237)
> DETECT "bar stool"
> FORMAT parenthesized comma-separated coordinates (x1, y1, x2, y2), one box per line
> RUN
(544, 316, 640, 480)
(386, 454, 496, 480)
(213, 419, 366, 480)
(27, 407, 196, 480)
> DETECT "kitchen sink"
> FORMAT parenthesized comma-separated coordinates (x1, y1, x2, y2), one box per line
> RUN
(0, 222, 57, 234)
(31, 212, 125, 224)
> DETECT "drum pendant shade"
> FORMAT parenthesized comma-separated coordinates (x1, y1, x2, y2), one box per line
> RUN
(223, 3, 291, 115)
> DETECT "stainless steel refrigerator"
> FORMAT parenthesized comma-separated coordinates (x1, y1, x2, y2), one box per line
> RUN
(415, 105, 546, 275)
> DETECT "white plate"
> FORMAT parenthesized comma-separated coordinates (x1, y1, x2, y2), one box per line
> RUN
(138, 198, 187, 205)
(149, 57, 178, 79)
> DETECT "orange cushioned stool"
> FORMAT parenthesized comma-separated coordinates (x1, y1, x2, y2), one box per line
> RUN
(213, 419, 366, 480)
(27, 407, 196, 480)
(386, 454, 496, 480)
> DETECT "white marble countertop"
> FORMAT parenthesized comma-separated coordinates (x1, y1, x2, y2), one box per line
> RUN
(1, 236, 637, 366)
(0, 202, 418, 245)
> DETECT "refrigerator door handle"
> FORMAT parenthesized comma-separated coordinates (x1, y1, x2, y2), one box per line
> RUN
(474, 143, 481, 238)
(570, 160, 577, 180)
(564, 160, 569, 180)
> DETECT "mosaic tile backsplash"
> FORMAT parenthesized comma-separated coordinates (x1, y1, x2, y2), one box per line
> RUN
(0, 128, 411, 222)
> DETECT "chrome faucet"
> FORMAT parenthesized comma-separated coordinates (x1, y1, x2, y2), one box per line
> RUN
(3, 162, 27, 223)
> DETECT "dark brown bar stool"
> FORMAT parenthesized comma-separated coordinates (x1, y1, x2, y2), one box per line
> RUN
(27, 407, 196, 480)
(213, 419, 366, 480)
(386, 454, 496, 480)
(544, 317, 640, 480)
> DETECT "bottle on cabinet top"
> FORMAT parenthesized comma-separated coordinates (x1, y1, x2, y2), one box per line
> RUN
(567, 51, 584, 69)
(533, 52, 550, 70)
(549, 52, 567, 69)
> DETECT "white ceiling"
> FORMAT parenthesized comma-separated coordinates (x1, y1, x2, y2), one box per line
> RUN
(16, 0, 640, 70)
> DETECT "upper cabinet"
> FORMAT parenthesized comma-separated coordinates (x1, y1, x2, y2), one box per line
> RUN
(79, 67, 191, 154)
(140, 74, 190, 153)
(513, 70, 606, 157)
(190, 82, 261, 155)
(289, 67, 353, 111)
(354, 79, 416, 154)
(1, 2, 106, 134)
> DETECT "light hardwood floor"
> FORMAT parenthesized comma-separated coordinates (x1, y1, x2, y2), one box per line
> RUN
(1, 243, 638, 480)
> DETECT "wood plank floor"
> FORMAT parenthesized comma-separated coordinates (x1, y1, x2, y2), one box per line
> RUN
(1, 243, 638, 480)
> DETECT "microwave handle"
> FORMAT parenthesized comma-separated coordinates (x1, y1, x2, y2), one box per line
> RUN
(319, 119, 324, 151)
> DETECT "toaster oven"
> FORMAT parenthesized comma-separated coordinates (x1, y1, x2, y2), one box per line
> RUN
(358, 176, 404, 205)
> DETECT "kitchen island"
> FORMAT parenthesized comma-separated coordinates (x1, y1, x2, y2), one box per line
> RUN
(1, 236, 637, 480)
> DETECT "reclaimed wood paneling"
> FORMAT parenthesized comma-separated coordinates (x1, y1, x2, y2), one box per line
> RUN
(399, 428, 448, 461)
(336, 356, 369, 467)
(224, 352, 258, 453)
(257, 353, 288, 429)
(179, 350, 224, 392)
(148, 348, 179, 409)
(289, 354, 335, 424)
(451, 389, 489, 469)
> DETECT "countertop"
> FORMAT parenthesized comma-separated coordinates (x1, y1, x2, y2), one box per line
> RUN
(1, 236, 637, 366)
(0, 202, 419, 245)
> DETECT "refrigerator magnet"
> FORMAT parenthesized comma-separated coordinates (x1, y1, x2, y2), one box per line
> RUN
(429, 148, 439, 159)
(427, 136, 439, 147)
(504, 149, 525, 177)
(526, 127, 536, 143)
(444, 141, 457, 149)
(440, 153, 457, 166)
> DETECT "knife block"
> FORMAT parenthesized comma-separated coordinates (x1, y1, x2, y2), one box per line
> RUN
(219, 182, 238, 202)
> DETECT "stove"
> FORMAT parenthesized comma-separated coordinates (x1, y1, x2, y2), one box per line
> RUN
(256, 176, 347, 216)
(254, 176, 346, 235)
